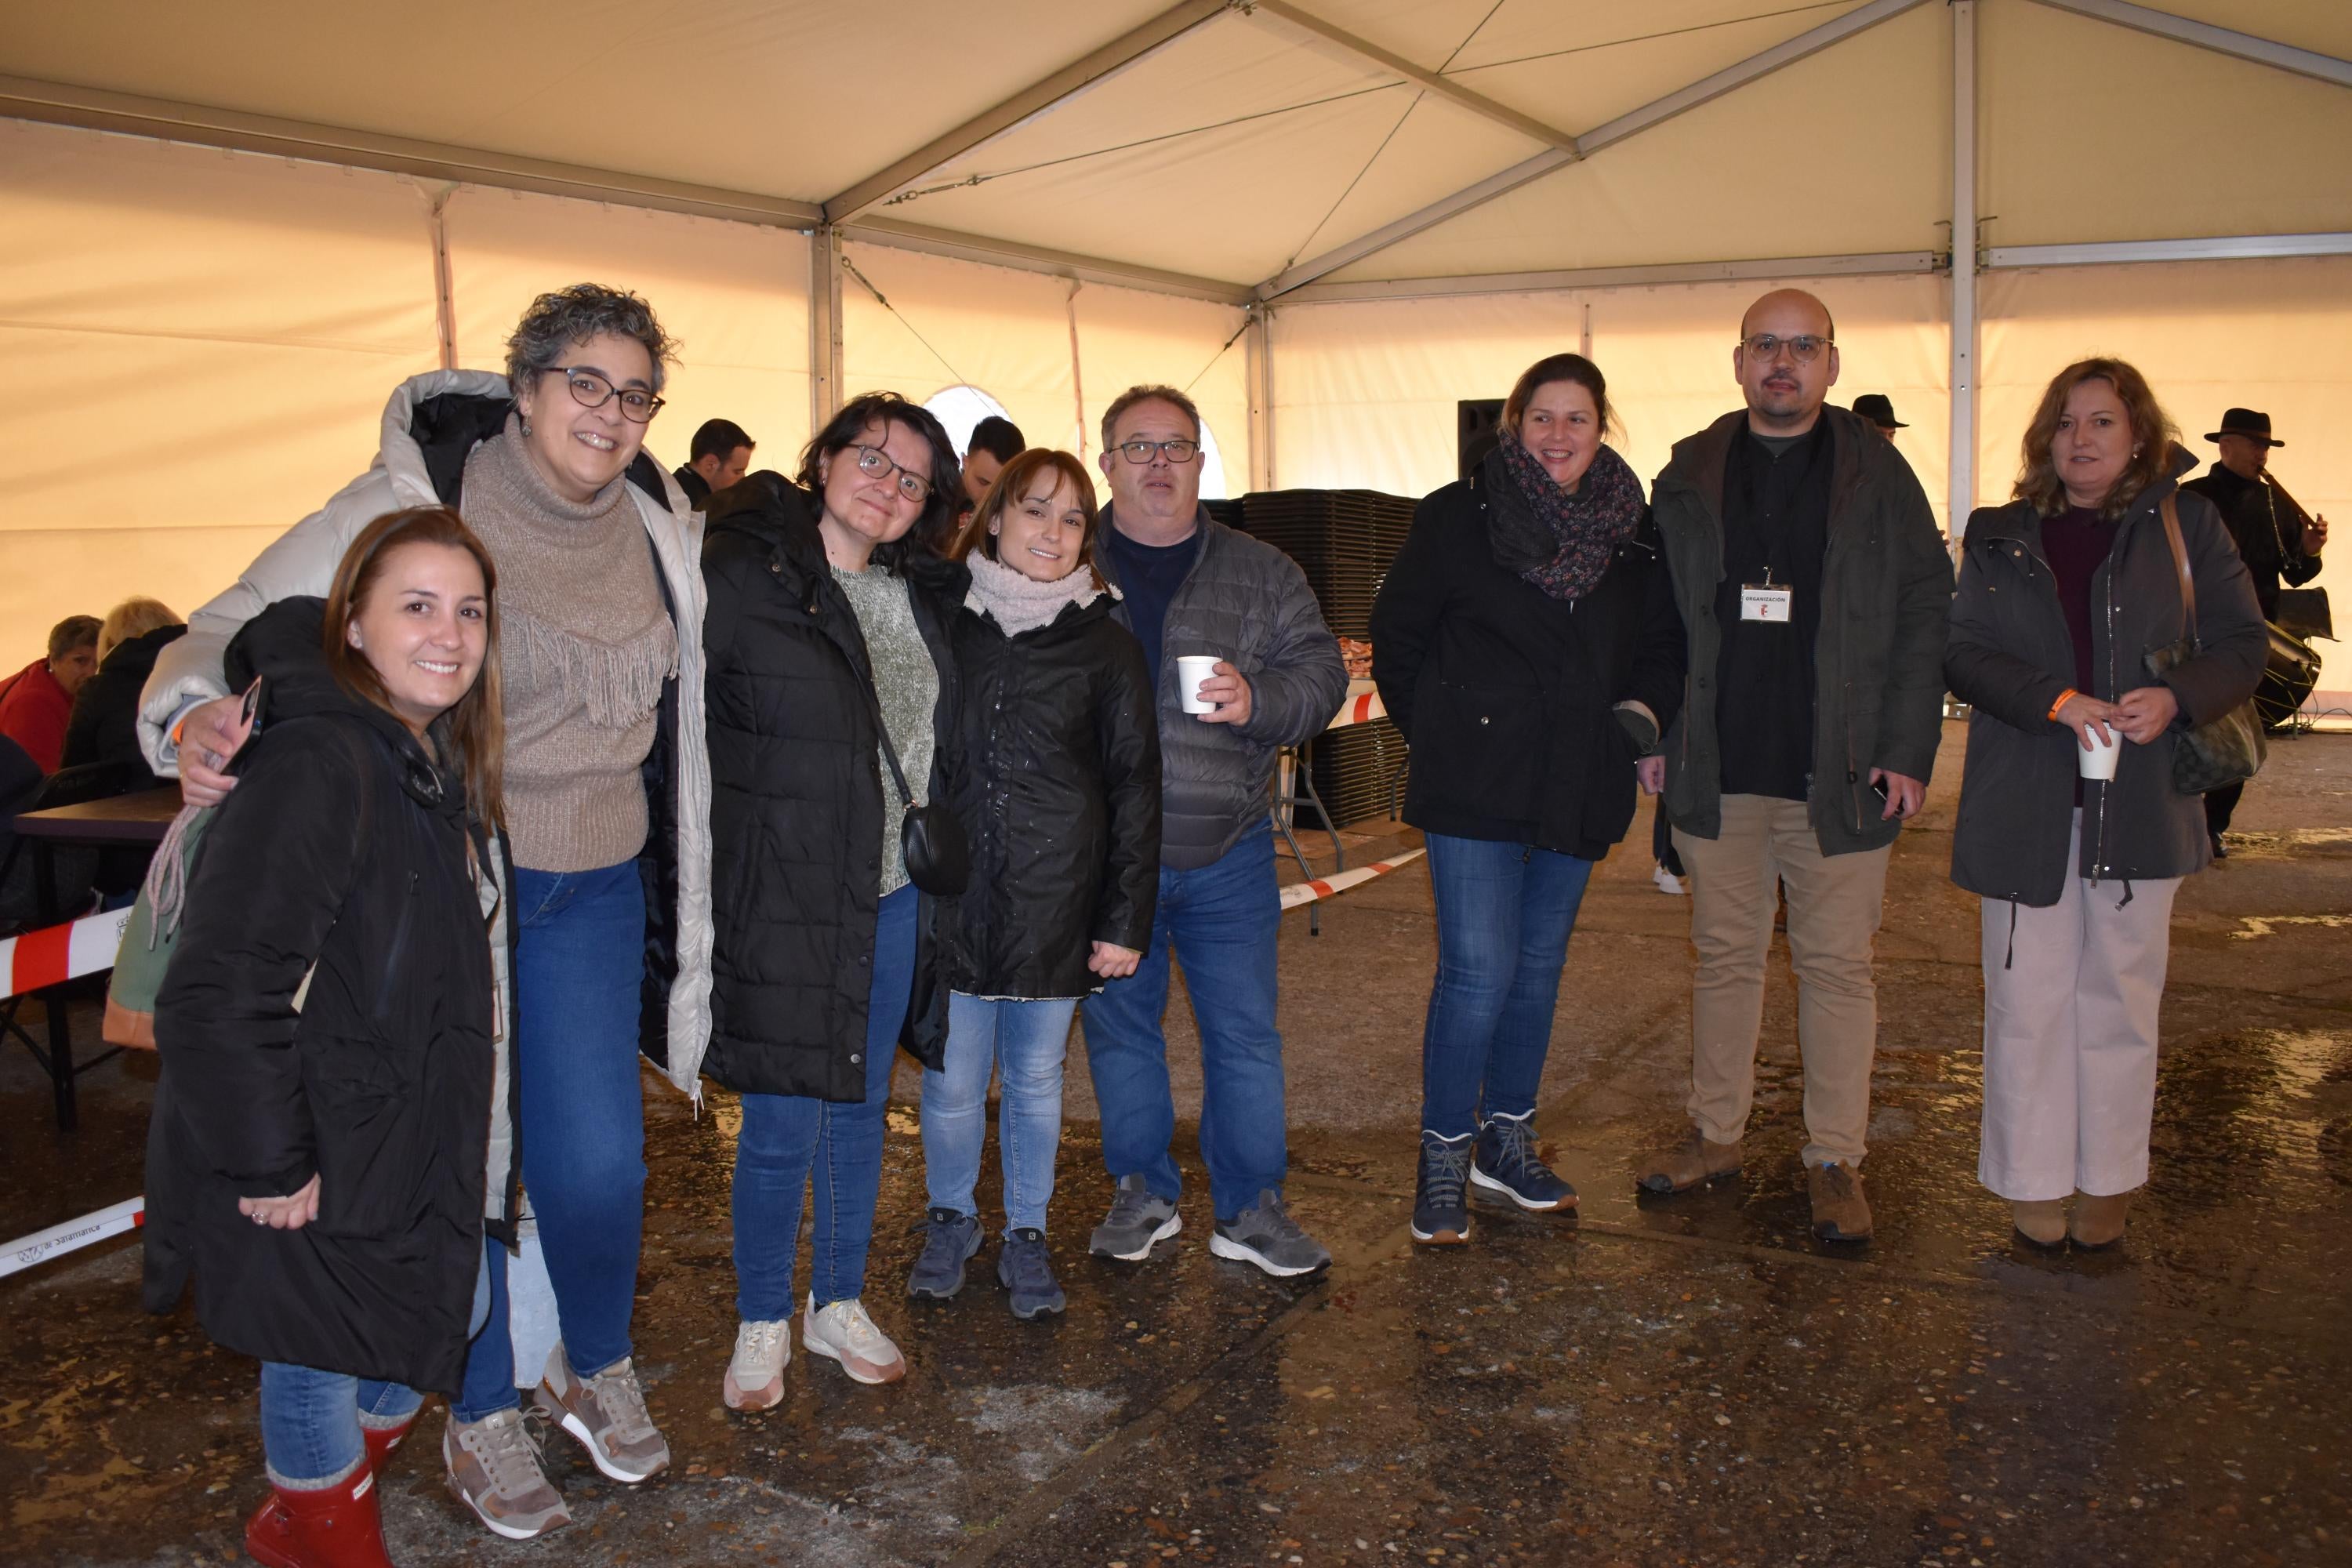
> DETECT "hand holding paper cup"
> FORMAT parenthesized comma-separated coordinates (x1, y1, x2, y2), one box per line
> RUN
(1177, 655, 1222, 715)
(2078, 725, 2121, 781)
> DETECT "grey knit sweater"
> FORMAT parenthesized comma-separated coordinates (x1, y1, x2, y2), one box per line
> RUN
(831, 561, 938, 898)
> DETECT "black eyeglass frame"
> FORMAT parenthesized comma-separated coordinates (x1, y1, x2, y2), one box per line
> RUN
(851, 442, 935, 503)
(1736, 334, 1835, 365)
(543, 365, 666, 423)
(1114, 437, 1202, 466)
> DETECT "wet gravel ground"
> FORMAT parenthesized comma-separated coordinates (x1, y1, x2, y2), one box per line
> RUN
(5, 722, 2349, 1566)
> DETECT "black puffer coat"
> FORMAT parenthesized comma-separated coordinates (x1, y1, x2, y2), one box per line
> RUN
(701, 475, 965, 1100)
(951, 581, 1160, 998)
(1371, 466, 1684, 858)
(64, 622, 187, 782)
(1946, 467, 2265, 906)
(143, 601, 500, 1397)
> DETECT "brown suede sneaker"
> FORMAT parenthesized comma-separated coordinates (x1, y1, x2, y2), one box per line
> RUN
(535, 1348, 671, 1485)
(2009, 1198, 2067, 1249)
(1807, 1161, 1873, 1243)
(1635, 1127, 1744, 1194)
(2070, 1190, 2132, 1250)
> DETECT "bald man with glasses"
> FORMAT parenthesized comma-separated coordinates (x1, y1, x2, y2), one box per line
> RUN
(1635, 289, 1953, 1244)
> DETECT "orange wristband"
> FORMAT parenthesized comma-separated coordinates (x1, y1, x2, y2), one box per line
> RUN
(2048, 688, 2078, 723)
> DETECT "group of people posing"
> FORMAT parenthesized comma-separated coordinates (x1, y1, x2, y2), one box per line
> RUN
(128, 279, 2267, 1567)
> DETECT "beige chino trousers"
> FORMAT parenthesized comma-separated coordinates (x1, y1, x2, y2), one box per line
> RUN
(1673, 793, 1892, 1168)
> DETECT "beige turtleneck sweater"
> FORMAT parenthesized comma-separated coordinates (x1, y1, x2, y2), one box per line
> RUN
(461, 420, 677, 872)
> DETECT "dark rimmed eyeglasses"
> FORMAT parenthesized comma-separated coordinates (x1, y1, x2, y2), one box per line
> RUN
(545, 366, 665, 423)
(1737, 333, 1834, 365)
(1115, 437, 1201, 466)
(854, 443, 933, 503)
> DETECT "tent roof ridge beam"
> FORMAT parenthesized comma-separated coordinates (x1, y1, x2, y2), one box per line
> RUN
(2025, 0, 2352, 90)
(1253, 0, 1932, 299)
(821, 0, 1229, 224)
(0, 74, 822, 226)
(1277, 251, 1942, 303)
(841, 217, 1254, 305)
(1238, 0, 1578, 152)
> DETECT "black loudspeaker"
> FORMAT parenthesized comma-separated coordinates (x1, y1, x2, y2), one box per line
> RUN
(1458, 398, 1504, 480)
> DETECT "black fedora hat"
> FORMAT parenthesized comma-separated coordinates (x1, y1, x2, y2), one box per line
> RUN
(2205, 407, 2283, 447)
(1853, 394, 1907, 429)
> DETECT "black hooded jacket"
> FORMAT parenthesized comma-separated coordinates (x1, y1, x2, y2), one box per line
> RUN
(64, 622, 188, 782)
(143, 598, 503, 1396)
(700, 474, 966, 1098)
(950, 583, 1160, 998)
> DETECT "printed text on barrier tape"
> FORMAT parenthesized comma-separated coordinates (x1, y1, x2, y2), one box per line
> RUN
(1, 906, 133, 1000)
(1, 1197, 145, 1280)
(1279, 848, 1424, 910)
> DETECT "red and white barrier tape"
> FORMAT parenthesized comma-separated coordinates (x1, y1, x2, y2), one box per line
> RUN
(1, 1196, 144, 1280)
(1323, 687, 1387, 731)
(1279, 848, 1423, 910)
(1, 906, 132, 1001)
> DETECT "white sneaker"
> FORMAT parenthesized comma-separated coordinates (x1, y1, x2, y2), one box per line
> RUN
(1652, 864, 1686, 896)
(723, 1318, 790, 1410)
(801, 1294, 907, 1385)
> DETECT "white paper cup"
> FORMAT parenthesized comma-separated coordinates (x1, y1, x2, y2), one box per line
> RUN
(2078, 727, 2121, 781)
(1177, 655, 1222, 715)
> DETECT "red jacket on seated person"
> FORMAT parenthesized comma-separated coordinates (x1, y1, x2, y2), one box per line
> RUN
(0, 659, 74, 773)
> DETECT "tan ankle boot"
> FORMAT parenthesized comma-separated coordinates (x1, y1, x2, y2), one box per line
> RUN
(1634, 1127, 1743, 1195)
(2070, 1189, 2132, 1249)
(2009, 1198, 2067, 1248)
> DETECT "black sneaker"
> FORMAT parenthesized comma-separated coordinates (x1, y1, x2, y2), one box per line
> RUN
(1089, 1173, 1181, 1261)
(1411, 1131, 1474, 1245)
(1471, 1111, 1577, 1212)
(1209, 1189, 1331, 1278)
(907, 1208, 982, 1298)
(996, 1229, 1066, 1319)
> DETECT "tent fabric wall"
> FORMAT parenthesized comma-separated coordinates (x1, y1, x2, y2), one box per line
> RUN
(1269, 273, 1951, 523)
(0, 119, 442, 659)
(443, 186, 812, 485)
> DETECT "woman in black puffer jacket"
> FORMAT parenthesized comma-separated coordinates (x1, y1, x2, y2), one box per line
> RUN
(700, 394, 965, 1403)
(907, 449, 1160, 1321)
(146, 506, 510, 1568)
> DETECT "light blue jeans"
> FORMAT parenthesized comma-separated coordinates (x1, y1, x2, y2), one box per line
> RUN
(922, 993, 1079, 1233)
(258, 1365, 423, 1487)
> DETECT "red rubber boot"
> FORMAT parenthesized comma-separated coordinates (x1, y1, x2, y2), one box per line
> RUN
(361, 1414, 418, 1475)
(243, 1466, 396, 1568)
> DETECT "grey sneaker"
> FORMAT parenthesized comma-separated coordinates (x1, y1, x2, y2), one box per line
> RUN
(443, 1406, 571, 1541)
(534, 1347, 670, 1484)
(1089, 1173, 1181, 1261)
(997, 1228, 1066, 1319)
(1209, 1189, 1331, 1278)
(907, 1207, 983, 1299)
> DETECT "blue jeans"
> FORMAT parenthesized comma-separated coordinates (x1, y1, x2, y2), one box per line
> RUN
(923, 993, 1077, 1233)
(731, 885, 916, 1318)
(1418, 832, 1595, 1140)
(452, 860, 647, 1421)
(258, 1363, 423, 1486)
(1080, 829, 1287, 1223)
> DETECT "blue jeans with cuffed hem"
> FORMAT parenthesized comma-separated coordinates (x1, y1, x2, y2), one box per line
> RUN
(1080, 829, 1287, 1225)
(1417, 832, 1595, 1142)
(451, 859, 647, 1418)
(731, 885, 916, 1319)
(923, 993, 1077, 1233)
(259, 1363, 423, 1487)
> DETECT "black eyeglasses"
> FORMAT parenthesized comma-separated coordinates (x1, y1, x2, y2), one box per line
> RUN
(1737, 334, 1834, 365)
(854, 444, 932, 503)
(545, 366, 665, 423)
(1116, 437, 1200, 466)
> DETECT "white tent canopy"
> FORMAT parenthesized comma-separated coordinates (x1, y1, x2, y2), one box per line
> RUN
(3, 1, 2348, 697)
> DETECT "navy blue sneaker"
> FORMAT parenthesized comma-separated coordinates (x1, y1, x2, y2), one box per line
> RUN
(996, 1228, 1066, 1319)
(1471, 1111, 1577, 1212)
(907, 1208, 982, 1298)
(1411, 1131, 1475, 1245)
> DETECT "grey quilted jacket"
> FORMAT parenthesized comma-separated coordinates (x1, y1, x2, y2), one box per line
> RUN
(1095, 508, 1348, 871)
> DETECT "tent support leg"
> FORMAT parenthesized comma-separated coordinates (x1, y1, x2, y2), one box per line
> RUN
(1947, 0, 1978, 539)
(811, 225, 844, 429)
(1246, 305, 1274, 492)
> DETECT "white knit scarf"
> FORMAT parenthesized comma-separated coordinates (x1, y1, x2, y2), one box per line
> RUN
(964, 550, 1114, 637)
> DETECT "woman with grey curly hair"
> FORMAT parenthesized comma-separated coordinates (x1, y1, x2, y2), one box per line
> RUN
(138, 281, 713, 1542)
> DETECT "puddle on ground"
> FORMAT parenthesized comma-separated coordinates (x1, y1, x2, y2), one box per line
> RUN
(2230, 913, 2352, 940)
(2220, 826, 2352, 856)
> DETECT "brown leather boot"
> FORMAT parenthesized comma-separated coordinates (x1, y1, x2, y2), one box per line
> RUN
(2009, 1199, 2067, 1249)
(1807, 1161, 1873, 1243)
(1635, 1127, 1744, 1194)
(2071, 1189, 2132, 1249)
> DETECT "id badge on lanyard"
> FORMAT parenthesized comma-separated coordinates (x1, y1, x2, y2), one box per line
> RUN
(1740, 568, 1794, 624)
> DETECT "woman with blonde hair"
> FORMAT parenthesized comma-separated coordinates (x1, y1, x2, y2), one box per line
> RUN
(1946, 357, 2263, 1250)
(63, 597, 186, 782)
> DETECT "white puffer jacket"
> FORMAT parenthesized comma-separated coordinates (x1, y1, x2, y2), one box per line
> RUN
(139, 369, 716, 1096)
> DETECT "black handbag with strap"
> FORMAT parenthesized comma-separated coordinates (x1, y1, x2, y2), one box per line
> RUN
(2144, 492, 2265, 795)
(861, 681, 969, 899)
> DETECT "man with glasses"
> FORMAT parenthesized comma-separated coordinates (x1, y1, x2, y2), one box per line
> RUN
(1081, 383, 1348, 1278)
(1635, 290, 1952, 1243)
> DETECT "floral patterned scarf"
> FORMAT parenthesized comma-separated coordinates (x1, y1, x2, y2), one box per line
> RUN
(1484, 436, 1645, 601)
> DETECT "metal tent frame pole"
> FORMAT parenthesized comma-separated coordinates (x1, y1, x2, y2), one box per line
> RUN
(1948, 0, 1979, 539)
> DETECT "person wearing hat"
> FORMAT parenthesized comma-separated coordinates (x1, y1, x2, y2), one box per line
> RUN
(2182, 408, 2328, 852)
(1852, 394, 1907, 443)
